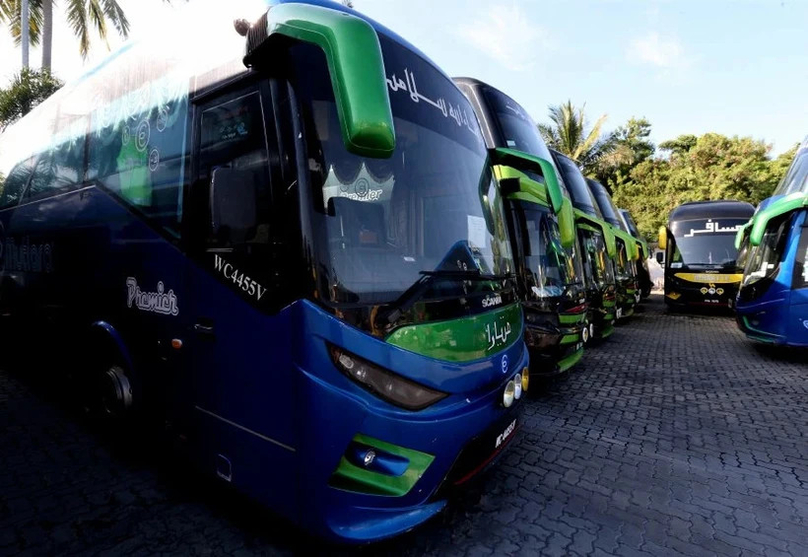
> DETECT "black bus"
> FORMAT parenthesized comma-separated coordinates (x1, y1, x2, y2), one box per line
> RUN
(659, 200, 755, 309)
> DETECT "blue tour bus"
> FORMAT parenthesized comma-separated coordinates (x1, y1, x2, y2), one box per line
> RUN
(736, 137, 808, 346)
(0, 0, 528, 542)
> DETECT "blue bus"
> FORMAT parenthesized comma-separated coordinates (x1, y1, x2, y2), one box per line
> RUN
(0, 0, 527, 542)
(736, 137, 808, 346)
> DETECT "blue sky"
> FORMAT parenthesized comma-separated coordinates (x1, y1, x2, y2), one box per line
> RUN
(1, 0, 806, 155)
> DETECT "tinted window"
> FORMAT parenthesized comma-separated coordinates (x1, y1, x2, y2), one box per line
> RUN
(794, 224, 808, 289)
(772, 147, 808, 197)
(198, 91, 272, 249)
(588, 179, 623, 228)
(88, 78, 189, 236)
(554, 153, 600, 217)
(482, 87, 554, 161)
(0, 157, 36, 209)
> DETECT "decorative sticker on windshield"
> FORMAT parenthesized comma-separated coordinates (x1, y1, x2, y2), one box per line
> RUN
(386, 69, 480, 140)
(683, 220, 743, 237)
(467, 215, 487, 249)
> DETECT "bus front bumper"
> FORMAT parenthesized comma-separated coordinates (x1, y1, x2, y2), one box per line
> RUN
(294, 349, 528, 543)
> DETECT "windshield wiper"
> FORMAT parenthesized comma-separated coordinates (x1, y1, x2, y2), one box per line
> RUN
(378, 269, 514, 326)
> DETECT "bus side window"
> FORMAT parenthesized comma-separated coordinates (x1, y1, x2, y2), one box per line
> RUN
(88, 93, 188, 238)
(0, 157, 36, 209)
(198, 91, 272, 250)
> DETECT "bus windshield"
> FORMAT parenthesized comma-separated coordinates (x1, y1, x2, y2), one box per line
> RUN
(481, 87, 555, 165)
(670, 218, 747, 267)
(614, 239, 632, 280)
(516, 201, 577, 299)
(772, 146, 808, 197)
(580, 228, 614, 288)
(292, 40, 514, 306)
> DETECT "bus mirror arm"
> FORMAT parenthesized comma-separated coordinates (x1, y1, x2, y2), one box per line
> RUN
(489, 147, 564, 214)
(244, 3, 395, 159)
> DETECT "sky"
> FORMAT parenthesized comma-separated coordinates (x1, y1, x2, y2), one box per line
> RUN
(0, 0, 806, 155)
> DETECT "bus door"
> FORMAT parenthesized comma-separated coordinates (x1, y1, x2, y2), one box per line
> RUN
(185, 77, 297, 490)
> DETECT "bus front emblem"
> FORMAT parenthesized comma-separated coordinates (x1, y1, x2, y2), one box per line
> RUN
(501, 355, 509, 374)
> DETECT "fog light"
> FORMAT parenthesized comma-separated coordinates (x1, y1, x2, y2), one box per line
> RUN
(503, 380, 515, 407)
(521, 367, 529, 392)
(513, 374, 522, 400)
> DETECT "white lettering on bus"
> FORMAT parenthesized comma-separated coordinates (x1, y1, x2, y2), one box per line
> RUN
(0, 236, 55, 273)
(213, 255, 266, 302)
(126, 277, 179, 316)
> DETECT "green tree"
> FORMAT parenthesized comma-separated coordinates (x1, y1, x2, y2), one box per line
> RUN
(659, 134, 697, 157)
(612, 133, 795, 241)
(0, 67, 63, 131)
(595, 117, 654, 188)
(538, 100, 608, 171)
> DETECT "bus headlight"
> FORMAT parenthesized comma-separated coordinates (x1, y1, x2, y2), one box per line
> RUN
(521, 367, 529, 392)
(503, 380, 516, 408)
(513, 373, 523, 400)
(329, 345, 447, 410)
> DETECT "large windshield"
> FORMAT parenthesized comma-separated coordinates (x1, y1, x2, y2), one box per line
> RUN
(291, 40, 513, 306)
(579, 228, 614, 288)
(670, 218, 747, 267)
(621, 210, 641, 238)
(614, 239, 633, 280)
(588, 179, 624, 230)
(481, 87, 555, 163)
(515, 201, 576, 299)
(772, 146, 808, 197)
(553, 153, 601, 218)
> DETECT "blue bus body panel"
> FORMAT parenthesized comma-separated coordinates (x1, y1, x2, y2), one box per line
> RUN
(737, 211, 808, 346)
(1, 183, 528, 542)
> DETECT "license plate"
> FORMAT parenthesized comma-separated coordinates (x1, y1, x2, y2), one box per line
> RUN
(495, 418, 517, 449)
(616, 307, 623, 319)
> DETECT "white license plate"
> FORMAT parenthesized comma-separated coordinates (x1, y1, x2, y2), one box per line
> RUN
(495, 418, 517, 449)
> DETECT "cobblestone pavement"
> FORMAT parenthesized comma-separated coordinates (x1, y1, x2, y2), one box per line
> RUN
(2, 295, 808, 556)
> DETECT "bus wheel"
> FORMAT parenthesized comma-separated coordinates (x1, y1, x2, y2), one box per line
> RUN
(99, 365, 133, 419)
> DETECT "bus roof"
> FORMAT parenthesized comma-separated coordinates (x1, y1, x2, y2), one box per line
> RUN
(668, 200, 755, 223)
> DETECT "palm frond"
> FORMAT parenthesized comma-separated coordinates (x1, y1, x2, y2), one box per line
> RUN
(65, 0, 90, 57)
(99, 0, 129, 38)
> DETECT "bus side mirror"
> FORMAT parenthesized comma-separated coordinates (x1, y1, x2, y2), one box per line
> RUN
(655, 252, 664, 265)
(558, 197, 576, 250)
(210, 167, 258, 242)
(245, 3, 395, 158)
(658, 226, 667, 250)
(489, 148, 564, 214)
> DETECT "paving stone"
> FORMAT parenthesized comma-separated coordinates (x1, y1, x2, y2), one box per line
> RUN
(1, 295, 807, 556)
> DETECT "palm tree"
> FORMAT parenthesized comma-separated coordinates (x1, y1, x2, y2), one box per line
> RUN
(0, 0, 43, 68)
(5, 1, 178, 71)
(538, 100, 608, 169)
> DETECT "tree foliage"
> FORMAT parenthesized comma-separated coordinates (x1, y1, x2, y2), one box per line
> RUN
(538, 100, 608, 171)
(612, 133, 798, 241)
(0, 67, 63, 131)
(594, 117, 655, 189)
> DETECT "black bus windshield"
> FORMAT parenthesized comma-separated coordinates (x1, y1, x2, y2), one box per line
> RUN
(516, 201, 578, 299)
(481, 87, 555, 167)
(670, 218, 747, 267)
(554, 154, 602, 218)
(580, 228, 614, 288)
(772, 147, 808, 197)
(292, 40, 514, 306)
